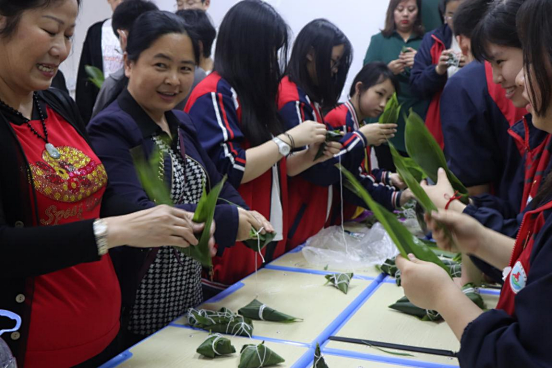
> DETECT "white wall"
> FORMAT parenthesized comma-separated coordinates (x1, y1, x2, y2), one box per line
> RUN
(62, 0, 389, 101)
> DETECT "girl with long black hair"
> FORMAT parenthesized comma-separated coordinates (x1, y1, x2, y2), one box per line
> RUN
(185, 0, 334, 287)
(279, 19, 411, 250)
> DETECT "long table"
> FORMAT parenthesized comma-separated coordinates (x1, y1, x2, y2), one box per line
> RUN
(101, 246, 500, 368)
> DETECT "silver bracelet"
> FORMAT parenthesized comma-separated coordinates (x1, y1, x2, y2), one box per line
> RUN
(93, 219, 109, 256)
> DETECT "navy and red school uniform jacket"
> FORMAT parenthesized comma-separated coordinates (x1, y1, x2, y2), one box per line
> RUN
(464, 115, 552, 283)
(441, 61, 526, 212)
(410, 24, 452, 148)
(458, 197, 552, 367)
(278, 77, 401, 249)
(184, 72, 289, 285)
(325, 100, 397, 220)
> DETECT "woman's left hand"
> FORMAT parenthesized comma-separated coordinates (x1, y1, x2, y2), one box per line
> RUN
(396, 254, 456, 311)
(400, 47, 417, 68)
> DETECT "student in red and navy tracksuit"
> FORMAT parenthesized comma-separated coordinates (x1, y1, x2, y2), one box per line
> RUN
(430, 0, 544, 284)
(397, 3, 552, 365)
(279, 20, 413, 250)
(325, 62, 407, 221)
(185, 1, 332, 287)
(410, 0, 462, 147)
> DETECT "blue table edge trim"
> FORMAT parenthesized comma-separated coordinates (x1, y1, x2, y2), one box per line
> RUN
(320, 347, 459, 368)
(264, 264, 378, 281)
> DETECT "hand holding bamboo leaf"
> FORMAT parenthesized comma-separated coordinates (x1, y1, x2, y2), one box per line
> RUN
(314, 130, 343, 161)
(404, 110, 469, 203)
(338, 164, 450, 274)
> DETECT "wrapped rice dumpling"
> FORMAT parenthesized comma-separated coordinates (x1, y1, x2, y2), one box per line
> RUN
(325, 273, 353, 294)
(238, 299, 302, 323)
(389, 283, 485, 321)
(314, 130, 342, 161)
(196, 333, 236, 358)
(243, 231, 277, 252)
(239, 341, 285, 368)
(313, 343, 329, 368)
(187, 308, 254, 337)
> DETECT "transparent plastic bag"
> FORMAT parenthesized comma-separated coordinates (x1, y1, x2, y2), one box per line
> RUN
(302, 223, 399, 270)
(0, 310, 19, 368)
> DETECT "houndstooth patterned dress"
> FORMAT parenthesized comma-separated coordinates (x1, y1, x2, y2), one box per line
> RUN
(128, 134, 207, 336)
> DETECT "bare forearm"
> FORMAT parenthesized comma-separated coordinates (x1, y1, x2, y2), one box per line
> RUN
(241, 139, 284, 184)
(467, 184, 490, 197)
(287, 149, 317, 176)
(475, 228, 515, 270)
(438, 287, 484, 341)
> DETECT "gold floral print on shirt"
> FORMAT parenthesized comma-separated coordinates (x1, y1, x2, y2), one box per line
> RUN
(30, 146, 108, 203)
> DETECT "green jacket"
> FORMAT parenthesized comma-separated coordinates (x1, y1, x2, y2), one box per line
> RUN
(422, 0, 443, 33)
(363, 31, 429, 152)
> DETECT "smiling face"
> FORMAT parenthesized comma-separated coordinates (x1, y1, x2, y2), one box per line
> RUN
(518, 65, 552, 133)
(487, 44, 527, 108)
(394, 0, 418, 34)
(0, 0, 77, 95)
(125, 33, 196, 120)
(356, 78, 395, 119)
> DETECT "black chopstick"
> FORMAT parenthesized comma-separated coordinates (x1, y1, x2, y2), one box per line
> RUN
(328, 336, 458, 358)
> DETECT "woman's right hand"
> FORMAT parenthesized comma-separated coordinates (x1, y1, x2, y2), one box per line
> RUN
(105, 205, 206, 249)
(286, 120, 329, 148)
(388, 59, 406, 75)
(359, 123, 397, 146)
(424, 210, 485, 254)
(236, 208, 274, 242)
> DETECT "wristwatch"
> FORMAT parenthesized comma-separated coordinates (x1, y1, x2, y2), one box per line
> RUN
(93, 219, 109, 256)
(272, 136, 291, 156)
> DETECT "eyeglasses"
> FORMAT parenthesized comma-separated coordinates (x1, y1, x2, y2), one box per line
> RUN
(330, 58, 341, 71)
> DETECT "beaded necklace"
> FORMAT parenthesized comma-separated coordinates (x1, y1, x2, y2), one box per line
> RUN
(0, 92, 60, 159)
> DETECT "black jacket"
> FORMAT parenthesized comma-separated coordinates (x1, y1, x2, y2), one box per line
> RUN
(76, 20, 105, 124)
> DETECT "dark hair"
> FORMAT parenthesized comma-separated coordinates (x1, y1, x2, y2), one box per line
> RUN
(100, 11, 200, 110)
(517, 0, 552, 206)
(382, 0, 424, 38)
(176, 9, 216, 59)
(438, 0, 460, 19)
(127, 11, 199, 66)
(348, 62, 399, 98)
(452, 0, 492, 38)
(471, 0, 523, 62)
(0, 0, 80, 38)
(287, 19, 352, 109)
(214, 0, 289, 147)
(112, 0, 158, 37)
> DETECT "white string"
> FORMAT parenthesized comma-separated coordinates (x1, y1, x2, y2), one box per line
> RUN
(210, 333, 224, 356)
(338, 155, 356, 274)
(258, 304, 267, 321)
(242, 344, 267, 366)
(333, 273, 352, 287)
(314, 350, 325, 366)
(253, 226, 265, 298)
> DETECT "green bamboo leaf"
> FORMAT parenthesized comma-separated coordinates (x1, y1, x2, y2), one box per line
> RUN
(324, 273, 353, 294)
(196, 334, 236, 358)
(404, 110, 469, 203)
(401, 157, 425, 182)
(85, 65, 105, 89)
(238, 299, 302, 323)
(243, 230, 276, 252)
(131, 146, 173, 205)
(178, 177, 227, 267)
(239, 342, 285, 368)
(379, 93, 401, 125)
(337, 164, 449, 275)
(313, 343, 329, 368)
(314, 130, 342, 161)
(187, 308, 254, 337)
